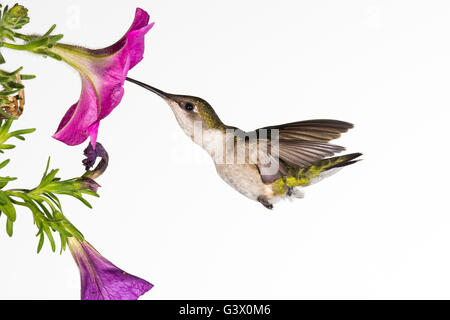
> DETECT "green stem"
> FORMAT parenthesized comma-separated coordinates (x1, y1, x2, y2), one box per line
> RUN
(9, 197, 28, 207)
(11, 31, 33, 41)
(0, 41, 28, 50)
(42, 24, 56, 37)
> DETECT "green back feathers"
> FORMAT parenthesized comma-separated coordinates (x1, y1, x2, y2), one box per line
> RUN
(193, 97, 226, 130)
(272, 153, 362, 195)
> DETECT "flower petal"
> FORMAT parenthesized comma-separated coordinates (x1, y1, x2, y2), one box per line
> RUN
(81, 7, 152, 66)
(82, 141, 109, 179)
(51, 8, 154, 146)
(89, 48, 129, 120)
(87, 121, 100, 147)
(79, 241, 153, 300)
(52, 75, 99, 145)
(69, 238, 153, 300)
(126, 8, 154, 69)
(126, 23, 154, 69)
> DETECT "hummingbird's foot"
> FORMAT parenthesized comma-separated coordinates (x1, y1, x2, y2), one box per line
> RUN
(287, 187, 294, 197)
(287, 186, 304, 199)
(257, 196, 273, 210)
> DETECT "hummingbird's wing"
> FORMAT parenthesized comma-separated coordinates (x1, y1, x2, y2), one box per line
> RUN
(252, 119, 353, 183)
(259, 119, 353, 142)
(256, 140, 345, 183)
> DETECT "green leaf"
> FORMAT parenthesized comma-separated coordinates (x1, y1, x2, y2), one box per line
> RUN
(0, 109, 17, 120)
(37, 231, 44, 253)
(0, 88, 21, 96)
(9, 128, 36, 136)
(59, 233, 66, 254)
(0, 119, 12, 134)
(1, 153, 98, 253)
(0, 144, 15, 150)
(19, 74, 35, 80)
(50, 223, 72, 238)
(0, 120, 35, 153)
(6, 81, 23, 89)
(44, 192, 62, 212)
(73, 194, 93, 208)
(48, 34, 63, 43)
(6, 218, 13, 237)
(32, 49, 62, 61)
(1, 29, 15, 41)
(0, 177, 16, 182)
(0, 176, 17, 189)
(0, 195, 15, 221)
(81, 189, 99, 197)
(0, 190, 7, 205)
(35, 200, 53, 220)
(0, 159, 10, 169)
(40, 168, 59, 187)
(42, 157, 51, 178)
(42, 224, 55, 252)
(42, 24, 56, 37)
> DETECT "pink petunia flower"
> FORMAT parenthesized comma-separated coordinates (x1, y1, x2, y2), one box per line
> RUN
(68, 236, 153, 300)
(50, 8, 154, 146)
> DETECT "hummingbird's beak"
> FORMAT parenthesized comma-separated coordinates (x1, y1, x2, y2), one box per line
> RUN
(125, 77, 171, 100)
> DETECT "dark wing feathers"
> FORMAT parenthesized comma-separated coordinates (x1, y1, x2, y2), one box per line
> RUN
(253, 119, 354, 183)
(260, 119, 353, 142)
(277, 140, 345, 168)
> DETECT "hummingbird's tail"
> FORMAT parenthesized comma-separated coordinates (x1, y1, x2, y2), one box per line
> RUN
(297, 152, 362, 185)
(316, 152, 363, 171)
(273, 153, 362, 194)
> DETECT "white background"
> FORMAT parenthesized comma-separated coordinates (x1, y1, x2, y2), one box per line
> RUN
(1, 0, 450, 299)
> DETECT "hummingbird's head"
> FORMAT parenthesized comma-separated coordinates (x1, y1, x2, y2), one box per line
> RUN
(126, 78, 225, 139)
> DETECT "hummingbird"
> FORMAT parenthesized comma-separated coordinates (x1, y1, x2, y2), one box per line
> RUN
(126, 77, 362, 209)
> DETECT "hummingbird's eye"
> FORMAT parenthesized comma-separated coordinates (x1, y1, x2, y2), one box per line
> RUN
(184, 102, 194, 111)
